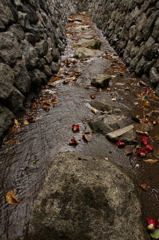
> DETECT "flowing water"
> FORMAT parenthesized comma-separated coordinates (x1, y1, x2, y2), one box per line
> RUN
(0, 12, 159, 240)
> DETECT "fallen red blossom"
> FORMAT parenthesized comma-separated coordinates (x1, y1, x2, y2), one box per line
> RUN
(72, 124, 80, 132)
(116, 140, 125, 148)
(145, 144, 153, 151)
(146, 218, 159, 230)
(69, 137, 78, 146)
(141, 136, 149, 145)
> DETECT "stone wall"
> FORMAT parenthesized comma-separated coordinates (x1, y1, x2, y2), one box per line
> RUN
(0, 0, 77, 143)
(87, 0, 159, 91)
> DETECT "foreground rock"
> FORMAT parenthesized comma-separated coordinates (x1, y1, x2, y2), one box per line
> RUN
(90, 99, 122, 114)
(89, 114, 120, 134)
(106, 124, 136, 142)
(74, 47, 104, 58)
(81, 39, 101, 49)
(26, 152, 149, 240)
(91, 74, 111, 87)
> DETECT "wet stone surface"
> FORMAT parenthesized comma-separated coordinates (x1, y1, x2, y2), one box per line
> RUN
(0, 12, 159, 239)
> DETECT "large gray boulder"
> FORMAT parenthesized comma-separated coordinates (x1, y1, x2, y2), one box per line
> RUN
(26, 152, 149, 240)
(81, 39, 101, 49)
(91, 74, 111, 88)
(74, 47, 104, 58)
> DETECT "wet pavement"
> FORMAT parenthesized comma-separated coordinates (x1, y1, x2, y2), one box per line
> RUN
(0, 12, 159, 240)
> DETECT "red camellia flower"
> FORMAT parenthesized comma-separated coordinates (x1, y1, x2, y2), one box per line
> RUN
(144, 89, 150, 93)
(69, 137, 78, 146)
(141, 136, 149, 145)
(116, 140, 125, 148)
(145, 144, 153, 151)
(146, 218, 159, 230)
(72, 124, 80, 132)
(137, 148, 148, 157)
(90, 94, 96, 99)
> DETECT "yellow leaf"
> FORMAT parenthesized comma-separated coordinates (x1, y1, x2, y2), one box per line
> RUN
(91, 108, 98, 114)
(6, 190, 22, 204)
(14, 119, 20, 126)
(23, 120, 29, 125)
(143, 159, 158, 163)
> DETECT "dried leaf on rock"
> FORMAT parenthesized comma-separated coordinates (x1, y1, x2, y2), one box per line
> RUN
(143, 159, 158, 163)
(42, 106, 51, 111)
(143, 101, 151, 108)
(6, 190, 22, 204)
(139, 81, 147, 86)
(140, 183, 147, 191)
(32, 102, 37, 109)
(14, 119, 20, 126)
(91, 108, 98, 114)
(85, 85, 95, 89)
(82, 132, 93, 142)
(5, 139, 19, 145)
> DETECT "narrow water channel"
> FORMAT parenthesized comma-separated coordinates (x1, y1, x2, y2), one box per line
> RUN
(0, 12, 159, 240)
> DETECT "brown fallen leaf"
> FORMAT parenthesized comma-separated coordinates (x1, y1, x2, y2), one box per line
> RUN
(124, 145, 136, 155)
(143, 101, 151, 108)
(23, 119, 29, 125)
(140, 183, 147, 191)
(136, 130, 149, 136)
(14, 119, 20, 126)
(82, 132, 93, 142)
(5, 139, 19, 145)
(143, 159, 158, 163)
(6, 190, 23, 204)
(139, 81, 147, 86)
(32, 102, 37, 109)
(42, 106, 51, 111)
(85, 85, 95, 89)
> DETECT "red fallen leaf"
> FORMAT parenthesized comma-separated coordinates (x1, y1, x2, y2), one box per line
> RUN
(90, 94, 96, 99)
(141, 136, 149, 145)
(137, 148, 148, 157)
(116, 141, 125, 148)
(72, 124, 80, 132)
(69, 137, 78, 146)
(145, 144, 153, 151)
(146, 218, 159, 230)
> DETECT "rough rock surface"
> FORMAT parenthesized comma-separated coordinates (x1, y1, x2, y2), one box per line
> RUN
(90, 99, 122, 114)
(89, 114, 120, 134)
(74, 47, 104, 58)
(106, 125, 136, 142)
(26, 151, 149, 240)
(91, 74, 111, 88)
(81, 39, 101, 49)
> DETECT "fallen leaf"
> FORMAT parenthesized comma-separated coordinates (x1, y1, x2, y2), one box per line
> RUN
(5, 139, 19, 145)
(42, 106, 50, 111)
(85, 85, 95, 89)
(6, 190, 22, 204)
(91, 108, 98, 114)
(139, 81, 147, 86)
(82, 132, 93, 142)
(112, 116, 122, 121)
(136, 130, 149, 136)
(150, 228, 159, 239)
(14, 119, 20, 126)
(9, 125, 21, 134)
(32, 102, 37, 109)
(47, 82, 56, 87)
(143, 101, 151, 108)
(23, 120, 29, 125)
(137, 148, 148, 157)
(143, 159, 158, 163)
(32, 159, 39, 164)
(140, 183, 147, 191)
(69, 137, 78, 146)
(124, 145, 135, 155)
